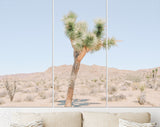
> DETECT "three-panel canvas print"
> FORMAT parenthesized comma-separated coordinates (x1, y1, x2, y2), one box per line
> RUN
(0, 0, 160, 107)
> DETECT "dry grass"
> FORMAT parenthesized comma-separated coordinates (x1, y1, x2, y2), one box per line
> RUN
(108, 67, 160, 107)
(24, 95, 34, 102)
(0, 99, 5, 105)
(0, 89, 7, 97)
(108, 85, 117, 94)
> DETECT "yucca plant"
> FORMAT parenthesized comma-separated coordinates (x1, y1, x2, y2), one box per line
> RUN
(63, 12, 116, 107)
(138, 84, 146, 105)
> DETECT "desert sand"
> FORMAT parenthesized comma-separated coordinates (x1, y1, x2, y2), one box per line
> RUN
(2, 64, 158, 107)
(0, 67, 52, 107)
(108, 67, 160, 107)
(54, 64, 106, 107)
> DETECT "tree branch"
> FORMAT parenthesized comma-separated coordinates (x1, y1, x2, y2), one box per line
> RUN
(70, 39, 74, 48)
(77, 47, 87, 62)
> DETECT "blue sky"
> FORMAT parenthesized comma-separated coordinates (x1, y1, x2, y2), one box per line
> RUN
(0, 0, 52, 75)
(54, 0, 106, 66)
(1, 0, 158, 75)
(108, 0, 160, 70)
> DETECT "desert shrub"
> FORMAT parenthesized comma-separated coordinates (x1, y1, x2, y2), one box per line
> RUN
(24, 95, 34, 102)
(120, 85, 128, 91)
(137, 84, 146, 105)
(41, 79, 46, 85)
(131, 82, 139, 90)
(39, 91, 46, 99)
(98, 83, 103, 86)
(34, 86, 39, 93)
(100, 79, 105, 82)
(26, 83, 33, 88)
(101, 97, 106, 101)
(126, 74, 141, 82)
(48, 90, 52, 98)
(92, 79, 97, 82)
(22, 89, 31, 93)
(0, 99, 5, 105)
(44, 83, 52, 89)
(108, 85, 117, 94)
(0, 90, 7, 97)
(138, 92, 145, 105)
(4, 80, 16, 101)
(54, 85, 60, 91)
(139, 84, 145, 92)
(50, 83, 53, 88)
(124, 80, 132, 86)
(100, 75, 105, 82)
(36, 82, 40, 86)
(54, 76, 57, 82)
(108, 94, 126, 102)
(81, 81, 84, 84)
(14, 97, 22, 102)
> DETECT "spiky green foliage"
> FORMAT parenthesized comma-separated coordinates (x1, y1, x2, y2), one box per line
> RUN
(63, 18, 76, 40)
(63, 12, 77, 40)
(91, 39, 106, 52)
(83, 33, 98, 49)
(63, 12, 116, 52)
(75, 21, 88, 35)
(91, 42, 103, 52)
(94, 19, 105, 39)
(72, 21, 88, 51)
(108, 37, 116, 49)
(102, 37, 116, 49)
(63, 11, 77, 21)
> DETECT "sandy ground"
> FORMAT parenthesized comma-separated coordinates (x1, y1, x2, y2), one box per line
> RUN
(54, 64, 106, 107)
(108, 67, 160, 107)
(2, 64, 158, 107)
(0, 67, 52, 107)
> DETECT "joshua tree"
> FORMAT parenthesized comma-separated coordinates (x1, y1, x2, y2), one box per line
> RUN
(63, 12, 116, 107)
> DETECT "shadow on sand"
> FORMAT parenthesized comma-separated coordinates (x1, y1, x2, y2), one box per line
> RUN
(55, 99, 100, 107)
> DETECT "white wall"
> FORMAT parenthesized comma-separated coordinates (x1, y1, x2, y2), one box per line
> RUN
(0, 108, 160, 127)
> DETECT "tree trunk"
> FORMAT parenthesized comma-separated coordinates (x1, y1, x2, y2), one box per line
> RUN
(65, 51, 81, 107)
